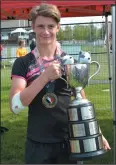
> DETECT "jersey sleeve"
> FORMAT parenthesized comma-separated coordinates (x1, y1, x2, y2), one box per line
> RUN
(11, 57, 27, 81)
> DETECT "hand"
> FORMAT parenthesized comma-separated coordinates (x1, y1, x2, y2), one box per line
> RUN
(102, 135, 111, 150)
(44, 60, 62, 81)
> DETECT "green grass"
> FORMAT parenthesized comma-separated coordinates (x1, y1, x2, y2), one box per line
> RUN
(1, 52, 114, 164)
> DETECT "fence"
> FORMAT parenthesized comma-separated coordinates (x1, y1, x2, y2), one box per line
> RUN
(1, 21, 111, 111)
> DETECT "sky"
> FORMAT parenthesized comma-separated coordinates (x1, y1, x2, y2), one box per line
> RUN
(60, 16, 112, 24)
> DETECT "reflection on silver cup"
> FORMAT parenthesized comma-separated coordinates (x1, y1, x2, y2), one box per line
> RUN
(68, 108, 78, 121)
(81, 105, 95, 120)
(83, 138, 97, 152)
(65, 61, 100, 89)
(70, 140, 81, 153)
(98, 135, 104, 149)
(72, 124, 86, 137)
(89, 121, 99, 135)
(66, 64, 89, 89)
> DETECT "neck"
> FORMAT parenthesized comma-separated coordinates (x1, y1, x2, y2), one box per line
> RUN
(37, 42, 57, 59)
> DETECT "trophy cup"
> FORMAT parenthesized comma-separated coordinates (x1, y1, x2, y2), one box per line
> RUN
(65, 51, 106, 161)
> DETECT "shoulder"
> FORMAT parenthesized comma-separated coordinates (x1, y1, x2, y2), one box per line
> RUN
(11, 52, 35, 78)
(16, 52, 33, 63)
(13, 52, 34, 69)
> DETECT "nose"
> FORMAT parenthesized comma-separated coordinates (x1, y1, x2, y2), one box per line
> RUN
(43, 28, 50, 34)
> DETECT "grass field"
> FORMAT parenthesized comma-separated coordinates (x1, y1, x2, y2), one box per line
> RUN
(1, 44, 114, 164)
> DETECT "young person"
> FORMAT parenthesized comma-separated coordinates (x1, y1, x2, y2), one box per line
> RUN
(9, 3, 111, 164)
(16, 40, 28, 57)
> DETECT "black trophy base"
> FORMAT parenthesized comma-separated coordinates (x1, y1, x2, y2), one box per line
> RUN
(69, 149, 106, 161)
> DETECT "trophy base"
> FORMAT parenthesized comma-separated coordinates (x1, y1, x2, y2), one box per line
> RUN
(69, 149, 106, 161)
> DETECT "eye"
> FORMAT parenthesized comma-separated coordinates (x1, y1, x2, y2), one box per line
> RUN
(37, 25, 44, 28)
(48, 25, 55, 29)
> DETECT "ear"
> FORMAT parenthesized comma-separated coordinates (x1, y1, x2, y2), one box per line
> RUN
(56, 23, 60, 32)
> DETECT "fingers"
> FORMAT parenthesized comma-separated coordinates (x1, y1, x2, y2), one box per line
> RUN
(53, 60, 60, 64)
(104, 141, 111, 150)
(52, 61, 62, 76)
(54, 65, 62, 78)
(44, 61, 62, 81)
(102, 136, 111, 150)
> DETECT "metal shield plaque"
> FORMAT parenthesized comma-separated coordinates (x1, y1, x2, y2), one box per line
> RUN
(72, 124, 86, 137)
(83, 138, 97, 152)
(68, 108, 78, 121)
(81, 105, 95, 120)
(70, 140, 81, 153)
(98, 135, 104, 149)
(89, 121, 98, 135)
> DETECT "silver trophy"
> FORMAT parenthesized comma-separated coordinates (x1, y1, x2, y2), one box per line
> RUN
(63, 51, 106, 161)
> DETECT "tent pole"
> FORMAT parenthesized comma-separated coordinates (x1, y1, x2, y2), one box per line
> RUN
(111, 5, 116, 164)
(28, 19, 30, 27)
(105, 15, 113, 112)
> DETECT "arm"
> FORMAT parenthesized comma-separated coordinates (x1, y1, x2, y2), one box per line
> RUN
(9, 71, 49, 111)
(99, 127, 111, 150)
(9, 60, 61, 113)
(80, 89, 86, 99)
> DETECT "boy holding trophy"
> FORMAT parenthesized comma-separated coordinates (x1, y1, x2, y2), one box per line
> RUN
(9, 3, 111, 164)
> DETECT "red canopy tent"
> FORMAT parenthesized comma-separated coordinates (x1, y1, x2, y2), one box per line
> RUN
(1, 0, 115, 20)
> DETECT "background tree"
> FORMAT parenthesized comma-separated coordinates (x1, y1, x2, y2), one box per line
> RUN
(63, 25, 73, 40)
(57, 28, 65, 41)
(57, 22, 105, 41)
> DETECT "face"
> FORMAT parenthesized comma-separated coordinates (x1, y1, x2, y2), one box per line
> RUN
(32, 16, 60, 45)
(21, 41, 26, 47)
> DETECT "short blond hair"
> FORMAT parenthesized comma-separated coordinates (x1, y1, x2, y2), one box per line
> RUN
(29, 3, 61, 23)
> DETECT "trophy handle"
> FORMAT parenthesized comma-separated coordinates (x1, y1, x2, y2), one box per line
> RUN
(88, 61, 100, 83)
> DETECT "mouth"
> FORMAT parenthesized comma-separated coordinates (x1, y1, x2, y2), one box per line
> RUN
(40, 35, 51, 39)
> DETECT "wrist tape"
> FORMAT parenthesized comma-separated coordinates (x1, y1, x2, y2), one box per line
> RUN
(12, 92, 26, 114)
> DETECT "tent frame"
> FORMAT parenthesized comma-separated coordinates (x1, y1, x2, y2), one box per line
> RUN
(111, 5, 116, 164)
(105, 6, 116, 164)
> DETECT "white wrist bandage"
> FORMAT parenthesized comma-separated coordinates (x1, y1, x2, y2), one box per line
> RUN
(12, 92, 26, 114)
